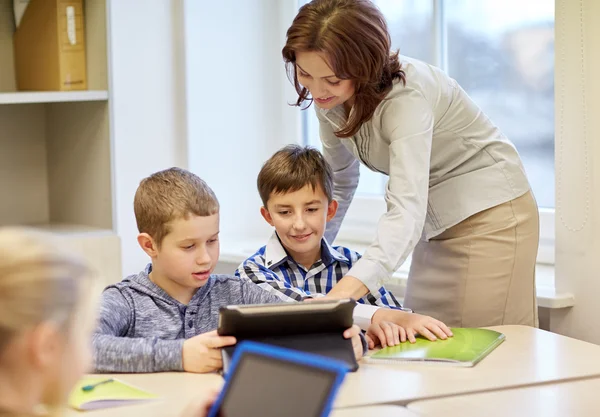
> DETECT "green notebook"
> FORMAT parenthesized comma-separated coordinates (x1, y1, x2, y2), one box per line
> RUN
(365, 328, 505, 367)
(68, 377, 159, 411)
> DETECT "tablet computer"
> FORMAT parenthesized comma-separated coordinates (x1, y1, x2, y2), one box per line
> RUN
(218, 299, 358, 372)
(207, 341, 348, 417)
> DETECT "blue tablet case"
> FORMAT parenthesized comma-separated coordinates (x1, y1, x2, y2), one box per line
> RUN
(208, 341, 348, 417)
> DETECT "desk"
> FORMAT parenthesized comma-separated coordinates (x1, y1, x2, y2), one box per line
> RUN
(67, 326, 600, 414)
(334, 325, 600, 407)
(408, 377, 600, 417)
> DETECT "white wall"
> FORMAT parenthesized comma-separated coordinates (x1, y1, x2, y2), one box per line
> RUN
(108, 0, 188, 276)
(551, 0, 600, 344)
(184, 0, 300, 270)
(108, 0, 299, 276)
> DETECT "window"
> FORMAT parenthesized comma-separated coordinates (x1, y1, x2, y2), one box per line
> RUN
(300, 0, 555, 264)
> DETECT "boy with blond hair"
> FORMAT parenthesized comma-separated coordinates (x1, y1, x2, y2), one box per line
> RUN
(236, 146, 453, 347)
(93, 167, 365, 373)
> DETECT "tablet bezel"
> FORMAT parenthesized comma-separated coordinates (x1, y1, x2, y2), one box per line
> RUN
(217, 298, 356, 339)
(207, 341, 348, 417)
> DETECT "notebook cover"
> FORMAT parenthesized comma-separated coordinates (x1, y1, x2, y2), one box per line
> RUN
(365, 328, 505, 367)
(68, 377, 159, 411)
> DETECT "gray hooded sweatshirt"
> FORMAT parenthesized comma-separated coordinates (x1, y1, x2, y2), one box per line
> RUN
(92, 264, 367, 373)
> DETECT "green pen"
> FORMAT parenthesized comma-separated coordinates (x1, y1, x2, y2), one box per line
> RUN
(81, 378, 114, 392)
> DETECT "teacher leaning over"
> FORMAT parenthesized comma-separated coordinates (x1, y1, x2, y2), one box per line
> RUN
(282, 0, 539, 327)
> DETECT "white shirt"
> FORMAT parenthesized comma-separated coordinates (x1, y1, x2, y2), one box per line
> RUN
(317, 56, 531, 294)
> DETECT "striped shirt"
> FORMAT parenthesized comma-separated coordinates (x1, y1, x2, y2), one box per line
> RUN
(235, 232, 402, 309)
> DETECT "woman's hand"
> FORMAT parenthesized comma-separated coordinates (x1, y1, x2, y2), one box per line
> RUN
(373, 309, 453, 343)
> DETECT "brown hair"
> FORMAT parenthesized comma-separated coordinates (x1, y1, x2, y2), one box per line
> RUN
(258, 145, 333, 207)
(282, 0, 406, 138)
(134, 167, 219, 247)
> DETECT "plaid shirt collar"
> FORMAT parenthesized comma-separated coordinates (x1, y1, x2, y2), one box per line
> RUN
(264, 232, 350, 270)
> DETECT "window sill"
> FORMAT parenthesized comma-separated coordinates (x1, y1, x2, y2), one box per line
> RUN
(219, 237, 574, 310)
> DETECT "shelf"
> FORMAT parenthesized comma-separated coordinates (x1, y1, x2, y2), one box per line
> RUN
(29, 223, 116, 237)
(22, 223, 122, 287)
(0, 90, 109, 105)
(0, 0, 119, 285)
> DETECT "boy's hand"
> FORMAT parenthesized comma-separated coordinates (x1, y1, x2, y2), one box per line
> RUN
(182, 330, 236, 373)
(343, 324, 364, 360)
(373, 309, 453, 343)
(365, 321, 404, 349)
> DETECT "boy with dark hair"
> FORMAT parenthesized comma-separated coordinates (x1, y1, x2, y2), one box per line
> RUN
(237, 146, 452, 347)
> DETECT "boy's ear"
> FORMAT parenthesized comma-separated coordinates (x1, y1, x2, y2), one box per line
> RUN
(137, 233, 159, 258)
(260, 206, 275, 226)
(326, 199, 339, 222)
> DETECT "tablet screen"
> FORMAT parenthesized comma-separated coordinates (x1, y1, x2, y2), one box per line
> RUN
(216, 352, 339, 417)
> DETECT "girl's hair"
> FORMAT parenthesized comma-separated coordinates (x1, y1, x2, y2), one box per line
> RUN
(0, 227, 95, 356)
(282, 0, 406, 138)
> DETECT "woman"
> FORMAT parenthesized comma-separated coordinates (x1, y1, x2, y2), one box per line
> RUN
(282, 0, 539, 327)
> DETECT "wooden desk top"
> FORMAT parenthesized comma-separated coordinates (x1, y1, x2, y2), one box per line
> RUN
(408, 377, 600, 417)
(332, 405, 420, 417)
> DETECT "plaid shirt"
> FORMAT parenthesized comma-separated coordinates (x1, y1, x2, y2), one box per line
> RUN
(235, 233, 402, 308)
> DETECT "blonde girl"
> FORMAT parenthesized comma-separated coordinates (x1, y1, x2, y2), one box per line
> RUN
(0, 228, 97, 416)
(0, 228, 215, 417)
